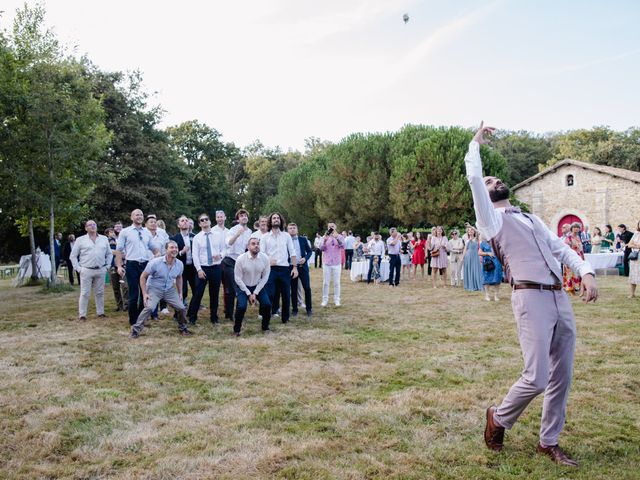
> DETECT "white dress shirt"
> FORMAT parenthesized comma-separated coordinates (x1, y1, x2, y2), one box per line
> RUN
(260, 230, 297, 267)
(70, 234, 112, 271)
(226, 224, 253, 261)
(192, 229, 226, 271)
(368, 239, 385, 256)
(181, 232, 193, 264)
(234, 251, 271, 295)
(464, 140, 594, 278)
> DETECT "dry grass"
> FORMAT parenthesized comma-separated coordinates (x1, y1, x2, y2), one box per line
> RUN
(0, 270, 638, 479)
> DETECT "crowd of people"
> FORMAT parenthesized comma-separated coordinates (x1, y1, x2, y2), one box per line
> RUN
(57, 207, 640, 339)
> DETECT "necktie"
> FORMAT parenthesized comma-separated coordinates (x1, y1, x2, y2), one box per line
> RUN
(205, 232, 213, 265)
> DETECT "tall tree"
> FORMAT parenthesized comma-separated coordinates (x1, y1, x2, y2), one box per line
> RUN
(2, 4, 109, 283)
(89, 70, 191, 227)
(491, 130, 553, 185)
(315, 133, 393, 231)
(166, 120, 239, 217)
(390, 126, 508, 227)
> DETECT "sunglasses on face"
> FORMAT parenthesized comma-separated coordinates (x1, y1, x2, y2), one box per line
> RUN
(199, 218, 209, 222)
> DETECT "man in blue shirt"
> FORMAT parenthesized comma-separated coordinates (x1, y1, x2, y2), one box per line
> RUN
(130, 240, 191, 338)
(115, 209, 160, 325)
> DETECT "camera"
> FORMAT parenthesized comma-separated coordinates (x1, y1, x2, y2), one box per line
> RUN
(326, 227, 334, 236)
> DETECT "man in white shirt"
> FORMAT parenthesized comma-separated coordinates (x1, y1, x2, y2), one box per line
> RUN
(223, 209, 253, 321)
(366, 232, 385, 284)
(259, 212, 298, 324)
(187, 213, 226, 325)
(233, 237, 271, 335)
(70, 220, 113, 321)
(468, 122, 597, 467)
(344, 231, 356, 270)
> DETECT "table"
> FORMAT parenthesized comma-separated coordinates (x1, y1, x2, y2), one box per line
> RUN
(350, 259, 389, 282)
(584, 252, 623, 270)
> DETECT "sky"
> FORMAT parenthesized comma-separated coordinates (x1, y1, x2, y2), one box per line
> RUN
(2, 0, 639, 151)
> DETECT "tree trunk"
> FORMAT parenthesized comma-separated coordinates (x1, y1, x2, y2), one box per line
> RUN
(28, 217, 38, 281)
(49, 199, 56, 285)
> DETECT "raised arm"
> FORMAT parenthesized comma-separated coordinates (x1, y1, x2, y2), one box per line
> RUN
(464, 122, 502, 240)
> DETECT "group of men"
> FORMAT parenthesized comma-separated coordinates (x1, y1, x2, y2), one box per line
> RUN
(66, 208, 346, 337)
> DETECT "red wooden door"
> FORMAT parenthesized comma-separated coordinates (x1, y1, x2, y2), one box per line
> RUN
(557, 214, 582, 236)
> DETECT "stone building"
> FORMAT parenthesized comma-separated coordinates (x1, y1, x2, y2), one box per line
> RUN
(512, 159, 640, 235)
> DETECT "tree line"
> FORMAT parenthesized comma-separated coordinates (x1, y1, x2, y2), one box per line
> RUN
(2, 4, 640, 273)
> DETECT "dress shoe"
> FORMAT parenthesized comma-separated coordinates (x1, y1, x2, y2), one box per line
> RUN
(484, 405, 505, 451)
(129, 331, 139, 339)
(79, 316, 87, 321)
(233, 332, 241, 337)
(98, 314, 106, 318)
(306, 311, 312, 318)
(181, 330, 192, 337)
(292, 311, 298, 317)
(536, 444, 578, 467)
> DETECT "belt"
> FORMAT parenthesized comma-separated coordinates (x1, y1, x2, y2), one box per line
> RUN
(512, 282, 562, 291)
(127, 260, 148, 264)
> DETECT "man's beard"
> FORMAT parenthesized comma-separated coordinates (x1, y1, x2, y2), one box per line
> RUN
(489, 184, 510, 202)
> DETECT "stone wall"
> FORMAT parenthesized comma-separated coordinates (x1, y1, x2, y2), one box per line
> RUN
(514, 164, 640, 232)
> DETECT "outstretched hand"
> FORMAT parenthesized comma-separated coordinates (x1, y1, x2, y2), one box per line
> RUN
(473, 121, 496, 145)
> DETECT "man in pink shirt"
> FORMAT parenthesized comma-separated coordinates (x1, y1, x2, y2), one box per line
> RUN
(319, 222, 345, 307)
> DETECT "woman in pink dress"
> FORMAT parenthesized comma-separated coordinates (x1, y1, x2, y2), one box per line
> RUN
(411, 231, 426, 278)
(562, 222, 584, 294)
(430, 225, 449, 288)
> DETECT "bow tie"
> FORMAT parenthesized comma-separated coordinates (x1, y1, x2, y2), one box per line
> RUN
(504, 206, 522, 214)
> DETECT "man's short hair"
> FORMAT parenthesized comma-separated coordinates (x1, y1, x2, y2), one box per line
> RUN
(235, 209, 249, 220)
(288, 223, 297, 227)
(618, 224, 627, 230)
(165, 240, 178, 249)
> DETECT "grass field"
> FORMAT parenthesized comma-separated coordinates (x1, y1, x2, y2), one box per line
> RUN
(0, 270, 638, 479)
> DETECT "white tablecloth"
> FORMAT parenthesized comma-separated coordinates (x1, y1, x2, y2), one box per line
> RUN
(584, 252, 623, 270)
(350, 259, 389, 282)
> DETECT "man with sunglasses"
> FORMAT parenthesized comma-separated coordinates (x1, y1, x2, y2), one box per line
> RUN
(187, 213, 227, 325)
(115, 209, 160, 326)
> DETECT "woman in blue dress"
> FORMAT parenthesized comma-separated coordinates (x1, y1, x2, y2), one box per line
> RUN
(462, 228, 484, 291)
(478, 234, 503, 301)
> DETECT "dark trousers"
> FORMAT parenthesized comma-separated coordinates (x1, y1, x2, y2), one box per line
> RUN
(222, 257, 237, 318)
(314, 249, 322, 268)
(125, 260, 147, 325)
(187, 265, 222, 323)
(234, 284, 271, 333)
(291, 266, 312, 313)
(345, 249, 354, 270)
(182, 263, 196, 303)
(427, 251, 432, 276)
(267, 266, 291, 323)
(623, 248, 631, 277)
(366, 255, 376, 283)
(388, 254, 401, 286)
(67, 263, 80, 286)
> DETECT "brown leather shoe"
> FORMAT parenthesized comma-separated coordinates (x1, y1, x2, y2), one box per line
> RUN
(484, 405, 505, 451)
(536, 444, 578, 467)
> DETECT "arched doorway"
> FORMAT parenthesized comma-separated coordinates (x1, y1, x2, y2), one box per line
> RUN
(557, 214, 583, 236)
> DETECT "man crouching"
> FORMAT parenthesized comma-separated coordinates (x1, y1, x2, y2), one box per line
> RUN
(130, 240, 192, 338)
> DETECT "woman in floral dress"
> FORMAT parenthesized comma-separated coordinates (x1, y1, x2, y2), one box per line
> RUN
(563, 222, 585, 294)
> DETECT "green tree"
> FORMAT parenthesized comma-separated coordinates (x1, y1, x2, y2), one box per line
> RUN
(390, 126, 508, 227)
(547, 126, 640, 172)
(315, 133, 393, 231)
(166, 120, 239, 217)
(89, 70, 191, 227)
(1, 4, 109, 283)
(491, 130, 553, 185)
